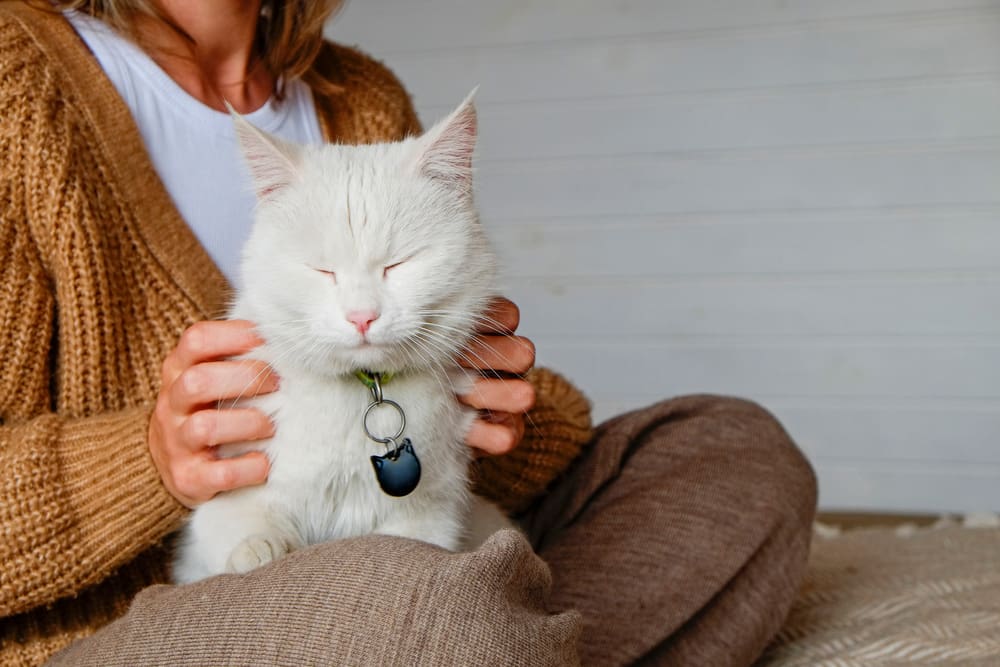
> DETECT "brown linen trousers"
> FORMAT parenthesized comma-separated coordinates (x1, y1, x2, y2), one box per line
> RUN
(51, 395, 817, 666)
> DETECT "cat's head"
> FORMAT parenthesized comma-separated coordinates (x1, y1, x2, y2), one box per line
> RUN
(232, 91, 497, 377)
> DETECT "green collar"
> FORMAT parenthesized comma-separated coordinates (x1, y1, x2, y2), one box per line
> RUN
(354, 370, 394, 390)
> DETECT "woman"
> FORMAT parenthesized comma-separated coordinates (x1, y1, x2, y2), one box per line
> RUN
(0, 1, 817, 665)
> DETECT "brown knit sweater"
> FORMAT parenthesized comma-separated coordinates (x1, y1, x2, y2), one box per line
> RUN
(0, 3, 593, 664)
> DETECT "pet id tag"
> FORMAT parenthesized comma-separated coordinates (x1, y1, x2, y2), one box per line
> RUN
(371, 438, 421, 497)
(361, 375, 421, 497)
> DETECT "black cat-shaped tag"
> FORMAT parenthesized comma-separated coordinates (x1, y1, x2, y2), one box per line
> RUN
(371, 438, 421, 497)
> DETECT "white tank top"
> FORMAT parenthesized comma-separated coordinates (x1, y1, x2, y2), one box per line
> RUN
(66, 11, 324, 286)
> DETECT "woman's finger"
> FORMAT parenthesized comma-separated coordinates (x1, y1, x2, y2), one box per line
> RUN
(179, 408, 275, 450)
(466, 413, 524, 456)
(199, 453, 271, 498)
(163, 319, 264, 384)
(457, 377, 536, 413)
(477, 296, 519, 334)
(459, 335, 535, 374)
(169, 359, 279, 412)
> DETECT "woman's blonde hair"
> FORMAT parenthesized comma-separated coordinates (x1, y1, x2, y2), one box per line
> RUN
(44, 0, 345, 98)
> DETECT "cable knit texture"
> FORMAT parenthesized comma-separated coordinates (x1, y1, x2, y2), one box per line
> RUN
(473, 368, 594, 515)
(0, 3, 593, 664)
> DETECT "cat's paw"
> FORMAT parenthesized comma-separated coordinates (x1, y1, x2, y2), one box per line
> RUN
(226, 535, 294, 573)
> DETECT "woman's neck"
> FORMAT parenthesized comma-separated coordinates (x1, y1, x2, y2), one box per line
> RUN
(136, 0, 274, 113)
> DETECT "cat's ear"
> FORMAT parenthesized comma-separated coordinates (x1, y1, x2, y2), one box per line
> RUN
(228, 102, 300, 201)
(413, 88, 478, 193)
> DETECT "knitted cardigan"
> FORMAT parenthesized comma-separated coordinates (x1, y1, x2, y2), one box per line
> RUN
(0, 3, 593, 664)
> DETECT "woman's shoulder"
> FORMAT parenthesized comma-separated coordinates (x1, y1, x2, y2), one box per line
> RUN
(313, 41, 405, 95)
(0, 1, 69, 53)
(0, 4, 66, 144)
(0, 2, 80, 107)
(0, 2, 54, 72)
(310, 40, 423, 143)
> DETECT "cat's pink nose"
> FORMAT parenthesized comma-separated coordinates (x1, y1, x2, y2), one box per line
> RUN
(346, 310, 379, 335)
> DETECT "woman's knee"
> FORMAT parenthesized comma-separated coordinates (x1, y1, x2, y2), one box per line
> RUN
(700, 396, 814, 480)
(631, 394, 818, 525)
(711, 395, 816, 511)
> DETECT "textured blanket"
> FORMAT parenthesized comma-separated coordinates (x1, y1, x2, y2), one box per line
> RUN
(759, 519, 1000, 666)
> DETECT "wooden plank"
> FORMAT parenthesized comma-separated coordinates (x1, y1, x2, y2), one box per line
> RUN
(488, 214, 1000, 278)
(585, 399, 1000, 463)
(352, 14, 1000, 106)
(474, 146, 1000, 219)
(529, 340, 1000, 400)
(578, 399, 1000, 510)
(329, 1, 999, 54)
(503, 278, 1000, 337)
(778, 404, 1000, 463)
(816, 512, 941, 528)
(453, 78, 1000, 161)
(813, 460, 1000, 512)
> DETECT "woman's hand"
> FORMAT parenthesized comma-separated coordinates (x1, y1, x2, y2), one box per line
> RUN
(458, 297, 536, 456)
(148, 320, 279, 508)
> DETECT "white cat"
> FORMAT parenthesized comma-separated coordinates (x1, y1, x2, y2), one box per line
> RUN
(173, 92, 512, 584)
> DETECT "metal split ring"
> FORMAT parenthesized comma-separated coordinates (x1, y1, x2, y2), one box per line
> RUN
(368, 376, 383, 404)
(363, 399, 406, 445)
(379, 436, 402, 459)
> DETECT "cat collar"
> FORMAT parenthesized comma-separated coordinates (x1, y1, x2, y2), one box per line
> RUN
(358, 371, 421, 497)
(354, 369, 394, 396)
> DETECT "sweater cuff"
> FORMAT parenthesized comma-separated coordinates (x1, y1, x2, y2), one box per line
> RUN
(56, 406, 186, 581)
(2, 407, 185, 616)
(472, 368, 594, 515)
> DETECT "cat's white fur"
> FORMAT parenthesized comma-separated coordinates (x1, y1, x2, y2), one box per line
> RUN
(173, 92, 512, 584)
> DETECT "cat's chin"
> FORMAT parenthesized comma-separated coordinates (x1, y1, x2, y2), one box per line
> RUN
(329, 343, 429, 376)
(273, 341, 442, 379)
(346, 343, 392, 370)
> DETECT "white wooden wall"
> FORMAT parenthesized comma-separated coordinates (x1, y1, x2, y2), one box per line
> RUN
(327, 1, 1000, 513)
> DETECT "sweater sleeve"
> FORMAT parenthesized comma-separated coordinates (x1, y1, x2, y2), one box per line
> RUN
(0, 13, 185, 618)
(0, 178, 185, 619)
(0, 411, 185, 617)
(472, 368, 595, 515)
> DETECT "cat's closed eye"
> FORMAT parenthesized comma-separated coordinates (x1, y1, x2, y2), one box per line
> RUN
(315, 268, 337, 284)
(383, 261, 405, 278)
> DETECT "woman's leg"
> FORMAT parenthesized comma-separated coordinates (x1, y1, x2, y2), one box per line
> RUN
(520, 395, 817, 667)
(49, 531, 581, 666)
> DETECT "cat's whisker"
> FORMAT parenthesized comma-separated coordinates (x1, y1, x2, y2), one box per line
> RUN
(409, 332, 499, 410)
(396, 339, 422, 374)
(404, 334, 460, 398)
(220, 322, 315, 409)
(220, 336, 302, 413)
(413, 326, 542, 437)
(414, 338, 508, 422)
(397, 339, 462, 416)
(418, 321, 525, 375)
(410, 329, 462, 363)
(409, 331, 465, 379)
(417, 308, 512, 335)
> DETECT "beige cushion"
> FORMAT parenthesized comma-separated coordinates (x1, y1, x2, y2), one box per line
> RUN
(49, 530, 581, 666)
